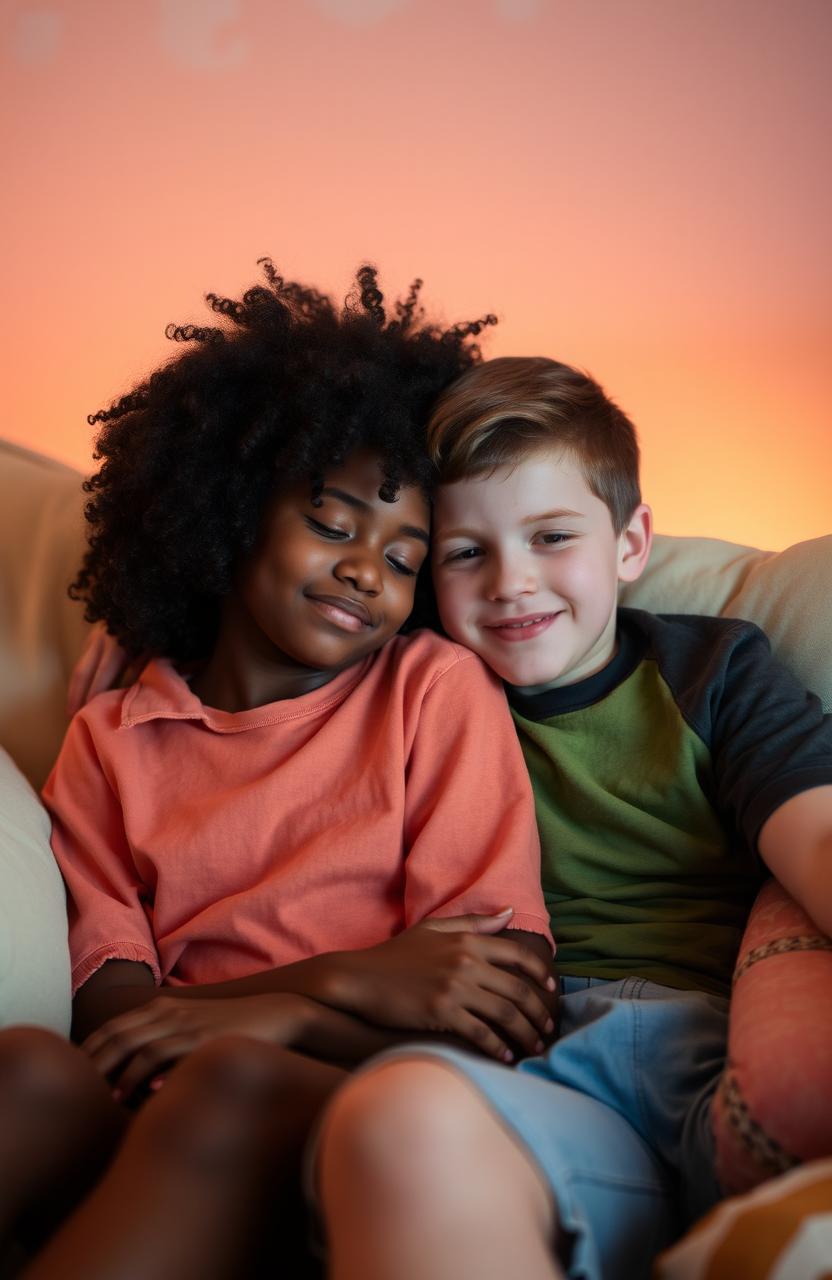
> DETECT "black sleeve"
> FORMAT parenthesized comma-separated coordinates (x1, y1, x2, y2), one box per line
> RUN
(644, 612, 832, 850)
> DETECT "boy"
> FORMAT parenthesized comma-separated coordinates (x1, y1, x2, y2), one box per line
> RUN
(316, 357, 832, 1280)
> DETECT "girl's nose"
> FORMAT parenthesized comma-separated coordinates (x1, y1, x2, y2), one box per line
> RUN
(334, 552, 383, 595)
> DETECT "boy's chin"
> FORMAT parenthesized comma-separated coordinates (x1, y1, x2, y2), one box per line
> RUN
(479, 650, 567, 688)
(502, 664, 565, 689)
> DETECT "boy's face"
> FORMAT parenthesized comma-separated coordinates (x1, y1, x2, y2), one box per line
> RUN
(432, 449, 650, 688)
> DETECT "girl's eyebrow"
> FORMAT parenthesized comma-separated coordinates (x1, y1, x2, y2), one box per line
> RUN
(400, 525, 430, 546)
(320, 487, 429, 545)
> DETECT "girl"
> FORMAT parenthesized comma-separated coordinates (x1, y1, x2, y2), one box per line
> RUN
(0, 262, 556, 1278)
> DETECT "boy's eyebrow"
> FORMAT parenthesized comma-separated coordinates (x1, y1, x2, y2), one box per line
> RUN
(521, 508, 584, 524)
(436, 508, 586, 541)
(320, 486, 430, 545)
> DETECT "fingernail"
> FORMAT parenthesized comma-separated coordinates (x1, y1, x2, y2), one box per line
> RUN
(535, 1040, 544, 1053)
(545, 1019, 554, 1033)
(495, 906, 513, 916)
(546, 976, 556, 990)
(111, 1087, 123, 1103)
(502, 1049, 514, 1063)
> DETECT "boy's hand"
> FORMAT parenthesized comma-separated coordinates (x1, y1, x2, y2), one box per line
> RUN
(82, 992, 317, 1102)
(322, 908, 557, 1063)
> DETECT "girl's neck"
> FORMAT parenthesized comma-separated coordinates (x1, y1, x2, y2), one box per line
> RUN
(190, 629, 346, 713)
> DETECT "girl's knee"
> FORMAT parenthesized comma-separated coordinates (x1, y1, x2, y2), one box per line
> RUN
(0, 1026, 102, 1112)
(135, 1038, 291, 1171)
(173, 1034, 289, 1105)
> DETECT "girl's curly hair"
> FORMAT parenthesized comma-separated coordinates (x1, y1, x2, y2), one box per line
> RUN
(71, 261, 496, 661)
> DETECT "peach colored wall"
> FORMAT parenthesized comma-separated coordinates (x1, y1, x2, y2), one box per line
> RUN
(3, 0, 830, 550)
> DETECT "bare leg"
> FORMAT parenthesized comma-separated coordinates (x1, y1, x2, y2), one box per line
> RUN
(0, 1027, 125, 1251)
(318, 1059, 564, 1280)
(22, 1036, 343, 1280)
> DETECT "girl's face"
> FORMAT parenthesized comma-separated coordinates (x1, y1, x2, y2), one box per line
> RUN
(229, 450, 430, 694)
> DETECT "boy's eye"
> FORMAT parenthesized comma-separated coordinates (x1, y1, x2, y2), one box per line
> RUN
(306, 516, 348, 540)
(535, 532, 572, 546)
(443, 547, 483, 565)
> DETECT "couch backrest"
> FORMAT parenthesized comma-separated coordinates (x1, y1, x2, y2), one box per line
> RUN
(0, 439, 829, 790)
(0, 442, 91, 789)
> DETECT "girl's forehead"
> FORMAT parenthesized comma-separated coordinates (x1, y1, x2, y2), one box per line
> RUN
(271, 450, 430, 534)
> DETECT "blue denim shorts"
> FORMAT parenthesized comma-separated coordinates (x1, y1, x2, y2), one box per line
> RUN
(383, 977, 729, 1280)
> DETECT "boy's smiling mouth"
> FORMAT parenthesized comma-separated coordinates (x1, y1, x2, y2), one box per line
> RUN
(484, 612, 562, 642)
(306, 593, 375, 632)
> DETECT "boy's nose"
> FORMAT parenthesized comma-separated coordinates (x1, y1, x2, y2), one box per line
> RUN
(487, 556, 537, 601)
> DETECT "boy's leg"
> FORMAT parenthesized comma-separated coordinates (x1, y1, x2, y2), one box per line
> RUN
(0, 1027, 125, 1249)
(317, 988, 685, 1280)
(318, 1059, 563, 1280)
(23, 1036, 345, 1280)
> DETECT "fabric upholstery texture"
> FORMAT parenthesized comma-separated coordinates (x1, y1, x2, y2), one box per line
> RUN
(0, 441, 90, 791)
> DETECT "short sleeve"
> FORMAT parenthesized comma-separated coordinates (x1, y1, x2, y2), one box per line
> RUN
(42, 708, 161, 994)
(706, 625, 832, 847)
(402, 651, 553, 950)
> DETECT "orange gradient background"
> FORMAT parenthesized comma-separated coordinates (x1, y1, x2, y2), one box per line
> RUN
(3, 0, 830, 549)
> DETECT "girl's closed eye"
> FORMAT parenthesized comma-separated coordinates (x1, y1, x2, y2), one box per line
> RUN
(306, 516, 348, 540)
(307, 515, 420, 577)
(387, 556, 418, 577)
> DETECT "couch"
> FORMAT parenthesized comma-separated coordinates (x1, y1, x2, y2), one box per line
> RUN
(1, 436, 830, 1271)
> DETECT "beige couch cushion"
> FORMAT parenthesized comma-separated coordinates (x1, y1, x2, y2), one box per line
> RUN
(0, 441, 89, 790)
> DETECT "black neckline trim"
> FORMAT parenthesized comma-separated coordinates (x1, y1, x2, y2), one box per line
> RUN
(505, 611, 647, 720)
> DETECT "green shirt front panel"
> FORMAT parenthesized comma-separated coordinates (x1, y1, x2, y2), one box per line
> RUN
(508, 609, 832, 997)
(514, 661, 756, 995)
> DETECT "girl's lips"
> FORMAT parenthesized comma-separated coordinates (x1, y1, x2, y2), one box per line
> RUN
(306, 594, 373, 633)
(485, 613, 560, 642)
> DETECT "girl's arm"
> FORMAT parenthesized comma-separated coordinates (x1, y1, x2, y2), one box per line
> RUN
(72, 959, 157, 1041)
(81, 937, 555, 1104)
(73, 917, 557, 1055)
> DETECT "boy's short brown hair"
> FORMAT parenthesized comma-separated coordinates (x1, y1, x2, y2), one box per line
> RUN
(427, 356, 641, 534)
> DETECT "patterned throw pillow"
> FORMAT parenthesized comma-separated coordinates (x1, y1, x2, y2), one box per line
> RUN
(654, 1159, 832, 1280)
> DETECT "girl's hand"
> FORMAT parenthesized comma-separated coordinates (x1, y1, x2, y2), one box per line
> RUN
(324, 909, 557, 1063)
(82, 992, 315, 1102)
(67, 624, 143, 718)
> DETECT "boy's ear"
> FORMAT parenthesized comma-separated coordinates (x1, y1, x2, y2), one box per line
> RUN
(617, 503, 652, 585)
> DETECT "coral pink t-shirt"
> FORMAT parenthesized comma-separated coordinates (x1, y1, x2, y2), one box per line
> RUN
(44, 630, 552, 995)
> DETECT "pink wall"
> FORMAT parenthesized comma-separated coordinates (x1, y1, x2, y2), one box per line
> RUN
(3, 0, 830, 549)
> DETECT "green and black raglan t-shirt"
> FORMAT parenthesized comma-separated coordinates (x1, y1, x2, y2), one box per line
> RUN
(506, 608, 832, 996)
